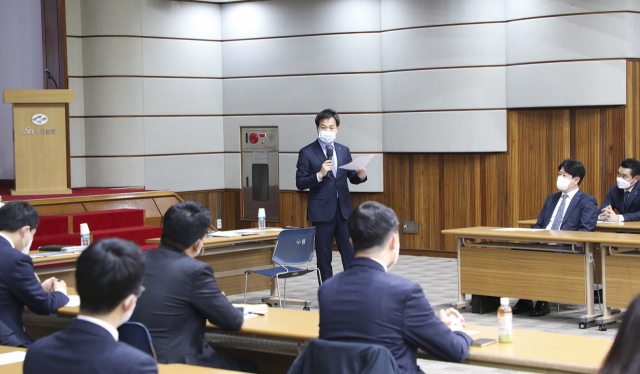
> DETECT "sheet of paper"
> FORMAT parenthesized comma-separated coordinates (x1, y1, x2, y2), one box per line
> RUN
(0, 351, 26, 366)
(30, 252, 74, 258)
(62, 245, 87, 253)
(243, 314, 259, 320)
(209, 231, 242, 238)
(597, 220, 619, 224)
(462, 330, 480, 336)
(65, 295, 80, 307)
(339, 154, 374, 171)
(493, 228, 548, 232)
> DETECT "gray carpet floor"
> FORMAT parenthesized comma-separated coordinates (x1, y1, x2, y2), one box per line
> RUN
(227, 255, 617, 374)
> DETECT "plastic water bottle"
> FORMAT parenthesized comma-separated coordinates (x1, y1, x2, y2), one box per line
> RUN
(258, 208, 266, 230)
(498, 297, 513, 343)
(80, 223, 91, 246)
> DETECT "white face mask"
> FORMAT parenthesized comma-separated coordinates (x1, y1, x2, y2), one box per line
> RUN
(21, 228, 33, 255)
(196, 240, 203, 256)
(388, 235, 400, 269)
(617, 177, 634, 190)
(318, 131, 336, 145)
(556, 175, 573, 191)
(122, 295, 137, 325)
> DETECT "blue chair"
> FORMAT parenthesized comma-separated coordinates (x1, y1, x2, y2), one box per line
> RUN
(117, 322, 157, 361)
(288, 338, 399, 374)
(244, 227, 320, 308)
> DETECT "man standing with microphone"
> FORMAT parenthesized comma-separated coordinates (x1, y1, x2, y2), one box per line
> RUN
(296, 109, 367, 282)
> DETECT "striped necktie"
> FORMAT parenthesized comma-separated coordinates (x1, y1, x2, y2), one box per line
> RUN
(550, 195, 567, 230)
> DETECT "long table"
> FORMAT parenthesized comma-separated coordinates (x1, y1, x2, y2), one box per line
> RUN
(48, 298, 613, 374)
(518, 219, 640, 233)
(441, 227, 604, 326)
(28, 230, 281, 296)
(518, 221, 640, 329)
(0, 345, 245, 374)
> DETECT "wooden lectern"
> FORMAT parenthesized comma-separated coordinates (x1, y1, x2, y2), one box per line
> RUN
(4, 89, 74, 195)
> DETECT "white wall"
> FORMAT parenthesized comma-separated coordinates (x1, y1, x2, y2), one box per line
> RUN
(66, 0, 224, 190)
(0, 0, 44, 180)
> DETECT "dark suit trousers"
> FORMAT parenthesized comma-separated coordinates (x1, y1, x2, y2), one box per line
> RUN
(313, 199, 355, 281)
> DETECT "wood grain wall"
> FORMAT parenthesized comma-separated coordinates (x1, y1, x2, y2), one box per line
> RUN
(177, 61, 640, 255)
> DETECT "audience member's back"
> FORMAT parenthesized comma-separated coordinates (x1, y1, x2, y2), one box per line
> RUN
(319, 201, 472, 374)
(600, 294, 640, 374)
(130, 201, 256, 373)
(23, 238, 156, 374)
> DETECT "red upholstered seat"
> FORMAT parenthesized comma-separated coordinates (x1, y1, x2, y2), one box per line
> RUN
(91, 226, 163, 247)
(61, 209, 145, 232)
(36, 216, 71, 236)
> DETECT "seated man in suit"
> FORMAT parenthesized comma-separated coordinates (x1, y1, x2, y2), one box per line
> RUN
(599, 158, 640, 222)
(130, 201, 258, 373)
(24, 238, 157, 374)
(514, 159, 598, 317)
(319, 201, 472, 374)
(0, 201, 68, 347)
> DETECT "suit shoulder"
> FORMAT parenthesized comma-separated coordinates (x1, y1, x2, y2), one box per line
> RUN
(300, 141, 318, 152)
(112, 342, 157, 370)
(578, 191, 598, 203)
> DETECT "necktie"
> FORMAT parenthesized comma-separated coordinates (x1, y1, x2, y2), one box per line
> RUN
(328, 145, 336, 178)
(624, 191, 631, 210)
(550, 195, 567, 230)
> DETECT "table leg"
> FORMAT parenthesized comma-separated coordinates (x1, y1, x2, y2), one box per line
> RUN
(451, 237, 471, 309)
(595, 245, 624, 327)
(579, 243, 602, 326)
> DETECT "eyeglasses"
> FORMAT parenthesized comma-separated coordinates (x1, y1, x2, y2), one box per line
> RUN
(135, 285, 146, 298)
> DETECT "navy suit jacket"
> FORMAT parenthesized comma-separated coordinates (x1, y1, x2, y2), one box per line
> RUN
(533, 190, 598, 231)
(23, 318, 157, 374)
(319, 258, 472, 374)
(599, 184, 640, 221)
(0, 236, 68, 346)
(130, 244, 244, 366)
(296, 140, 366, 222)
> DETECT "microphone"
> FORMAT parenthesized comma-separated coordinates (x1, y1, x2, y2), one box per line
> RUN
(326, 148, 333, 160)
(44, 69, 59, 89)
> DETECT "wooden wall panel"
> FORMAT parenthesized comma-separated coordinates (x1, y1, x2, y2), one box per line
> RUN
(626, 60, 640, 159)
(177, 190, 224, 227)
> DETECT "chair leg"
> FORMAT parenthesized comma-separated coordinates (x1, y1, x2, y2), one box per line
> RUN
(316, 269, 322, 285)
(275, 275, 282, 309)
(283, 278, 287, 308)
(244, 271, 249, 304)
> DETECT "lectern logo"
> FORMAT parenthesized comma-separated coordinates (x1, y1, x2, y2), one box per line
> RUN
(31, 114, 48, 125)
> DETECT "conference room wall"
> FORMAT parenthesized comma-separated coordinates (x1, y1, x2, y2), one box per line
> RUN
(65, 0, 224, 190)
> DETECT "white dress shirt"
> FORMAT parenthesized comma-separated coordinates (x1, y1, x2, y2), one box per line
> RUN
(545, 188, 580, 230)
(369, 257, 388, 272)
(76, 315, 119, 341)
(0, 232, 15, 248)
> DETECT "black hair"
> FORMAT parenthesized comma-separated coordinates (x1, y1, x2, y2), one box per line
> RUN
(600, 293, 640, 374)
(0, 201, 39, 232)
(347, 201, 399, 253)
(619, 158, 640, 178)
(558, 159, 586, 185)
(161, 201, 211, 250)
(315, 108, 340, 127)
(76, 238, 145, 315)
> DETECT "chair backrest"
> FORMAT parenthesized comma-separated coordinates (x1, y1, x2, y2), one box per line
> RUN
(117, 322, 157, 360)
(272, 227, 316, 266)
(287, 338, 399, 374)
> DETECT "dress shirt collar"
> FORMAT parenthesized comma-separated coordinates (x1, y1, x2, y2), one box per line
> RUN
(626, 182, 637, 193)
(318, 139, 335, 151)
(0, 233, 15, 248)
(562, 187, 580, 199)
(76, 315, 119, 341)
(368, 257, 388, 272)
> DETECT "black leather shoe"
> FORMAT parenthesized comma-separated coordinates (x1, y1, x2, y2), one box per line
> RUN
(530, 301, 550, 317)
(512, 299, 534, 315)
